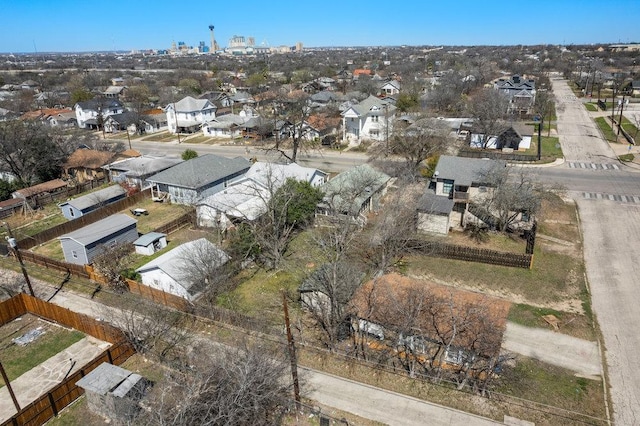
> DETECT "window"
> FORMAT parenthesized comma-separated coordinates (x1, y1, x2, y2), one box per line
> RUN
(371, 115, 379, 122)
(442, 179, 454, 196)
(370, 130, 379, 137)
(71, 250, 78, 259)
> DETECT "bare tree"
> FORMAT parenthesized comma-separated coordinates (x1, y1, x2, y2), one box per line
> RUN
(300, 261, 363, 349)
(268, 90, 312, 163)
(105, 295, 194, 362)
(91, 241, 133, 293)
(474, 165, 546, 232)
(140, 342, 293, 426)
(355, 184, 422, 277)
(467, 88, 509, 149)
(372, 117, 452, 180)
(174, 238, 232, 300)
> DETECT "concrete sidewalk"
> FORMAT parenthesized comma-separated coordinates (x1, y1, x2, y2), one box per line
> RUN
(302, 367, 501, 426)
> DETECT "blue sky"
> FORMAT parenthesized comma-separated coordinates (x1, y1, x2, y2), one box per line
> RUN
(1, 0, 638, 53)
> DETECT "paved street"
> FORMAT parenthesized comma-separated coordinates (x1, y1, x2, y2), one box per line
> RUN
(552, 78, 640, 425)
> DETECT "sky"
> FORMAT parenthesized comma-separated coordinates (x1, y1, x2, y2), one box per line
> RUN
(0, 0, 639, 53)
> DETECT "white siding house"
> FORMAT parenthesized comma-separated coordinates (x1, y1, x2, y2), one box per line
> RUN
(342, 95, 395, 144)
(166, 96, 217, 134)
(136, 238, 228, 301)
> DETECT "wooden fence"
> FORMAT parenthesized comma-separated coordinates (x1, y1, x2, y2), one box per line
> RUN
(26, 178, 108, 210)
(407, 239, 533, 269)
(16, 250, 90, 278)
(0, 294, 135, 426)
(153, 210, 195, 235)
(126, 278, 189, 311)
(17, 188, 151, 250)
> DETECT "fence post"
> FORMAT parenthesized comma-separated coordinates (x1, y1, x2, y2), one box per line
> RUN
(107, 348, 113, 364)
(48, 392, 58, 417)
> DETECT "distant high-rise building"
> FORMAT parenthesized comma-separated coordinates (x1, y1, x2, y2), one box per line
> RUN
(209, 25, 219, 52)
(296, 42, 303, 52)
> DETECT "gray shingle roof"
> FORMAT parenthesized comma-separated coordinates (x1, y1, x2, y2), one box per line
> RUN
(320, 164, 390, 214)
(173, 96, 215, 112)
(145, 154, 251, 189)
(136, 238, 228, 290)
(59, 214, 137, 246)
(133, 232, 166, 247)
(435, 155, 506, 187)
(106, 156, 183, 177)
(76, 363, 131, 395)
(59, 185, 125, 212)
(416, 191, 454, 215)
(345, 95, 397, 117)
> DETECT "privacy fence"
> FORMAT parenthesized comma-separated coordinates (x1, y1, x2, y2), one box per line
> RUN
(16, 189, 151, 250)
(0, 294, 135, 426)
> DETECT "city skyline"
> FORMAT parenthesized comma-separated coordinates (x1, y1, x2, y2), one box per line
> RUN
(0, 0, 639, 53)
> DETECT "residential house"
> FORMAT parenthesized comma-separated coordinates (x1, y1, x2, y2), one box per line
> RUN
(316, 164, 390, 225)
(133, 232, 167, 255)
(102, 85, 127, 99)
(47, 110, 77, 127)
(417, 155, 506, 234)
(342, 95, 396, 144)
(136, 238, 229, 301)
(493, 75, 536, 114)
(75, 98, 125, 129)
(103, 111, 138, 133)
(145, 154, 251, 205)
(199, 91, 233, 108)
(59, 214, 138, 265)
(630, 80, 640, 96)
(202, 114, 245, 139)
(20, 108, 72, 123)
(350, 273, 509, 371)
(197, 161, 327, 228)
(76, 363, 150, 423)
(378, 80, 401, 96)
(139, 108, 168, 133)
(104, 155, 183, 190)
(166, 96, 217, 134)
(58, 185, 126, 220)
(469, 123, 534, 150)
(63, 149, 115, 183)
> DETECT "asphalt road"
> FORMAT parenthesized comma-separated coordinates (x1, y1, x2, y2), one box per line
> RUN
(550, 78, 640, 425)
(119, 138, 369, 173)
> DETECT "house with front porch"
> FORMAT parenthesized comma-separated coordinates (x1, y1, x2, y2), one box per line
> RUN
(166, 96, 217, 134)
(74, 98, 125, 129)
(341, 95, 396, 144)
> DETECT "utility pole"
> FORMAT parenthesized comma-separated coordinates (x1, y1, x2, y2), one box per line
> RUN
(0, 361, 20, 412)
(618, 90, 628, 137)
(4, 222, 35, 297)
(281, 290, 300, 408)
(537, 115, 543, 161)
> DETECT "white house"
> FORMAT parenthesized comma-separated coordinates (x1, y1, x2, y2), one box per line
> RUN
(74, 98, 125, 129)
(341, 95, 396, 144)
(197, 162, 327, 228)
(202, 114, 246, 139)
(135, 238, 228, 301)
(379, 80, 401, 96)
(166, 96, 217, 134)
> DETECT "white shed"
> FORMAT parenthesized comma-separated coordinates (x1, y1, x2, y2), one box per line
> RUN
(133, 232, 167, 255)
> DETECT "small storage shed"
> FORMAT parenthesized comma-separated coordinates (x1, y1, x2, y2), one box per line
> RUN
(76, 362, 150, 423)
(59, 185, 126, 220)
(133, 232, 167, 255)
(59, 214, 138, 265)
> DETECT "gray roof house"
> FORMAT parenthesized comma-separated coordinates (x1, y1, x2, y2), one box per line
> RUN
(146, 154, 251, 205)
(418, 155, 506, 234)
(104, 155, 183, 190)
(317, 164, 391, 225)
(59, 214, 138, 265)
(166, 96, 217, 134)
(136, 238, 228, 301)
(341, 95, 396, 144)
(59, 185, 126, 220)
(76, 362, 150, 423)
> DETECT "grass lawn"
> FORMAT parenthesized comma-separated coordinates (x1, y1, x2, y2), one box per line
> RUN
(585, 102, 598, 112)
(508, 303, 594, 340)
(594, 116, 617, 142)
(2, 204, 67, 240)
(621, 115, 639, 137)
(124, 198, 191, 234)
(140, 131, 177, 142)
(0, 314, 84, 383)
(496, 357, 606, 423)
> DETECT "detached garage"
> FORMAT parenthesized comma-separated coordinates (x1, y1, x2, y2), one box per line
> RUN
(59, 214, 138, 265)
